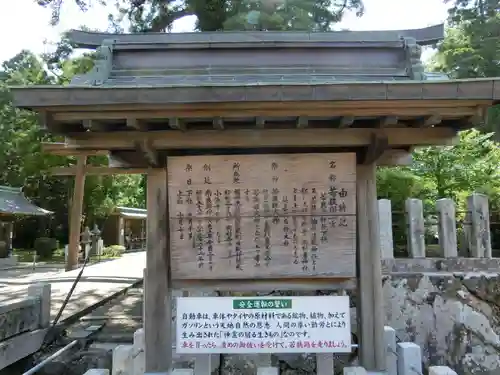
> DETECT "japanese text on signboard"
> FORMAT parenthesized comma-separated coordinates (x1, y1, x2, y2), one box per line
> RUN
(168, 153, 356, 279)
(176, 296, 351, 354)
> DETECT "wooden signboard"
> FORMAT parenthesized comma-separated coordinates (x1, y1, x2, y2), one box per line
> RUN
(168, 153, 356, 279)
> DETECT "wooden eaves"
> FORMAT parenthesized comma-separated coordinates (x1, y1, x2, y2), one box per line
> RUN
(10, 78, 500, 174)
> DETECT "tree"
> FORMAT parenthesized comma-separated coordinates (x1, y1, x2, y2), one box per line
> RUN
(376, 129, 500, 253)
(429, 0, 500, 136)
(0, 49, 145, 248)
(37, 0, 364, 32)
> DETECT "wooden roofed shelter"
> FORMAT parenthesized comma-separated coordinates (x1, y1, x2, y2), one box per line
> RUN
(101, 206, 147, 249)
(9, 24, 500, 373)
(0, 185, 52, 259)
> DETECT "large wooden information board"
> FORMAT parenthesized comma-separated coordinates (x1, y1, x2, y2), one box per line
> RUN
(168, 153, 356, 279)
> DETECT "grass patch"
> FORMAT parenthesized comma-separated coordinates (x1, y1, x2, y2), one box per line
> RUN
(13, 247, 122, 264)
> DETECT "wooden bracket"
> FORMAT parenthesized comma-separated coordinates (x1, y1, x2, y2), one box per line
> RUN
(361, 133, 389, 165)
(339, 116, 355, 128)
(213, 117, 224, 130)
(169, 117, 185, 131)
(127, 118, 145, 131)
(412, 115, 442, 128)
(135, 138, 159, 167)
(296, 116, 308, 128)
(378, 116, 399, 128)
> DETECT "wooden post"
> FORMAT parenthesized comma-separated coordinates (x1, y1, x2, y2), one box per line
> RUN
(378, 199, 394, 259)
(118, 216, 125, 247)
(467, 193, 492, 258)
(145, 168, 172, 372)
(356, 163, 385, 371)
(67, 155, 86, 271)
(436, 198, 458, 257)
(405, 198, 426, 258)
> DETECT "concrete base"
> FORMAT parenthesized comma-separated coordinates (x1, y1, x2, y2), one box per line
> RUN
(0, 255, 17, 269)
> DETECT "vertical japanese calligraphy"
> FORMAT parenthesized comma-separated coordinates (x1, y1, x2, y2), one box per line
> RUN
(168, 153, 356, 280)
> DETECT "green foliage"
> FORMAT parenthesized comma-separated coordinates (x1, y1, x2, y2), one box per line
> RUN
(36, 0, 364, 32)
(102, 244, 126, 258)
(34, 237, 59, 259)
(430, 0, 500, 136)
(377, 130, 500, 252)
(0, 49, 145, 248)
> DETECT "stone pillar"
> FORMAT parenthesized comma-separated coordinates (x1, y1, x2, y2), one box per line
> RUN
(397, 342, 422, 375)
(378, 199, 394, 259)
(28, 283, 51, 328)
(467, 193, 492, 258)
(436, 198, 458, 257)
(405, 198, 425, 258)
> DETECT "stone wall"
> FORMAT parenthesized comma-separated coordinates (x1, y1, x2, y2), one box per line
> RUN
(384, 272, 500, 375)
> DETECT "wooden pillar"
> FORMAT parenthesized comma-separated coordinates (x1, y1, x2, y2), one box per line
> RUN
(67, 156, 86, 271)
(6, 221, 13, 255)
(145, 168, 172, 372)
(118, 216, 125, 246)
(356, 163, 385, 371)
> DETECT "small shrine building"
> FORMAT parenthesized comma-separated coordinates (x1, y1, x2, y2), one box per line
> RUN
(9, 25, 500, 372)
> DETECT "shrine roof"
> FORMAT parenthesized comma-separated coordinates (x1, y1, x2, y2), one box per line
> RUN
(66, 24, 444, 49)
(0, 186, 52, 217)
(112, 206, 147, 219)
(10, 78, 500, 109)
(7, 26, 500, 156)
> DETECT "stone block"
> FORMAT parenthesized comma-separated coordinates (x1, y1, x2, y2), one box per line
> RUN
(429, 366, 458, 375)
(397, 342, 422, 375)
(384, 326, 397, 375)
(133, 328, 145, 375)
(83, 370, 110, 375)
(343, 366, 368, 375)
(112, 344, 133, 375)
(257, 367, 279, 375)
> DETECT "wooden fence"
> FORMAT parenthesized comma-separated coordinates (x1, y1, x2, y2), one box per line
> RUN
(379, 192, 494, 259)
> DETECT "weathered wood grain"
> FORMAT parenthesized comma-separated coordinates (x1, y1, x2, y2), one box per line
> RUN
(145, 168, 172, 372)
(167, 153, 356, 279)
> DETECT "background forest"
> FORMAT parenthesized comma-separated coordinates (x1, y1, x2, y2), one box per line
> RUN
(1, 0, 499, 251)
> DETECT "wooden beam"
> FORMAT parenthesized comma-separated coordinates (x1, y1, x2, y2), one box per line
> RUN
(49, 150, 413, 175)
(52, 104, 482, 122)
(145, 168, 171, 372)
(213, 117, 224, 130)
(42, 143, 109, 156)
(50, 166, 147, 176)
(51, 127, 457, 153)
(46, 98, 491, 115)
(339, 116, 355, 128)
(378, 116, 399, 128)
(67, 156, 86, 271)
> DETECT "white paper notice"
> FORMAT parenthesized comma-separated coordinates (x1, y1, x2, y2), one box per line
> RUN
(176, 296, 351, 354)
